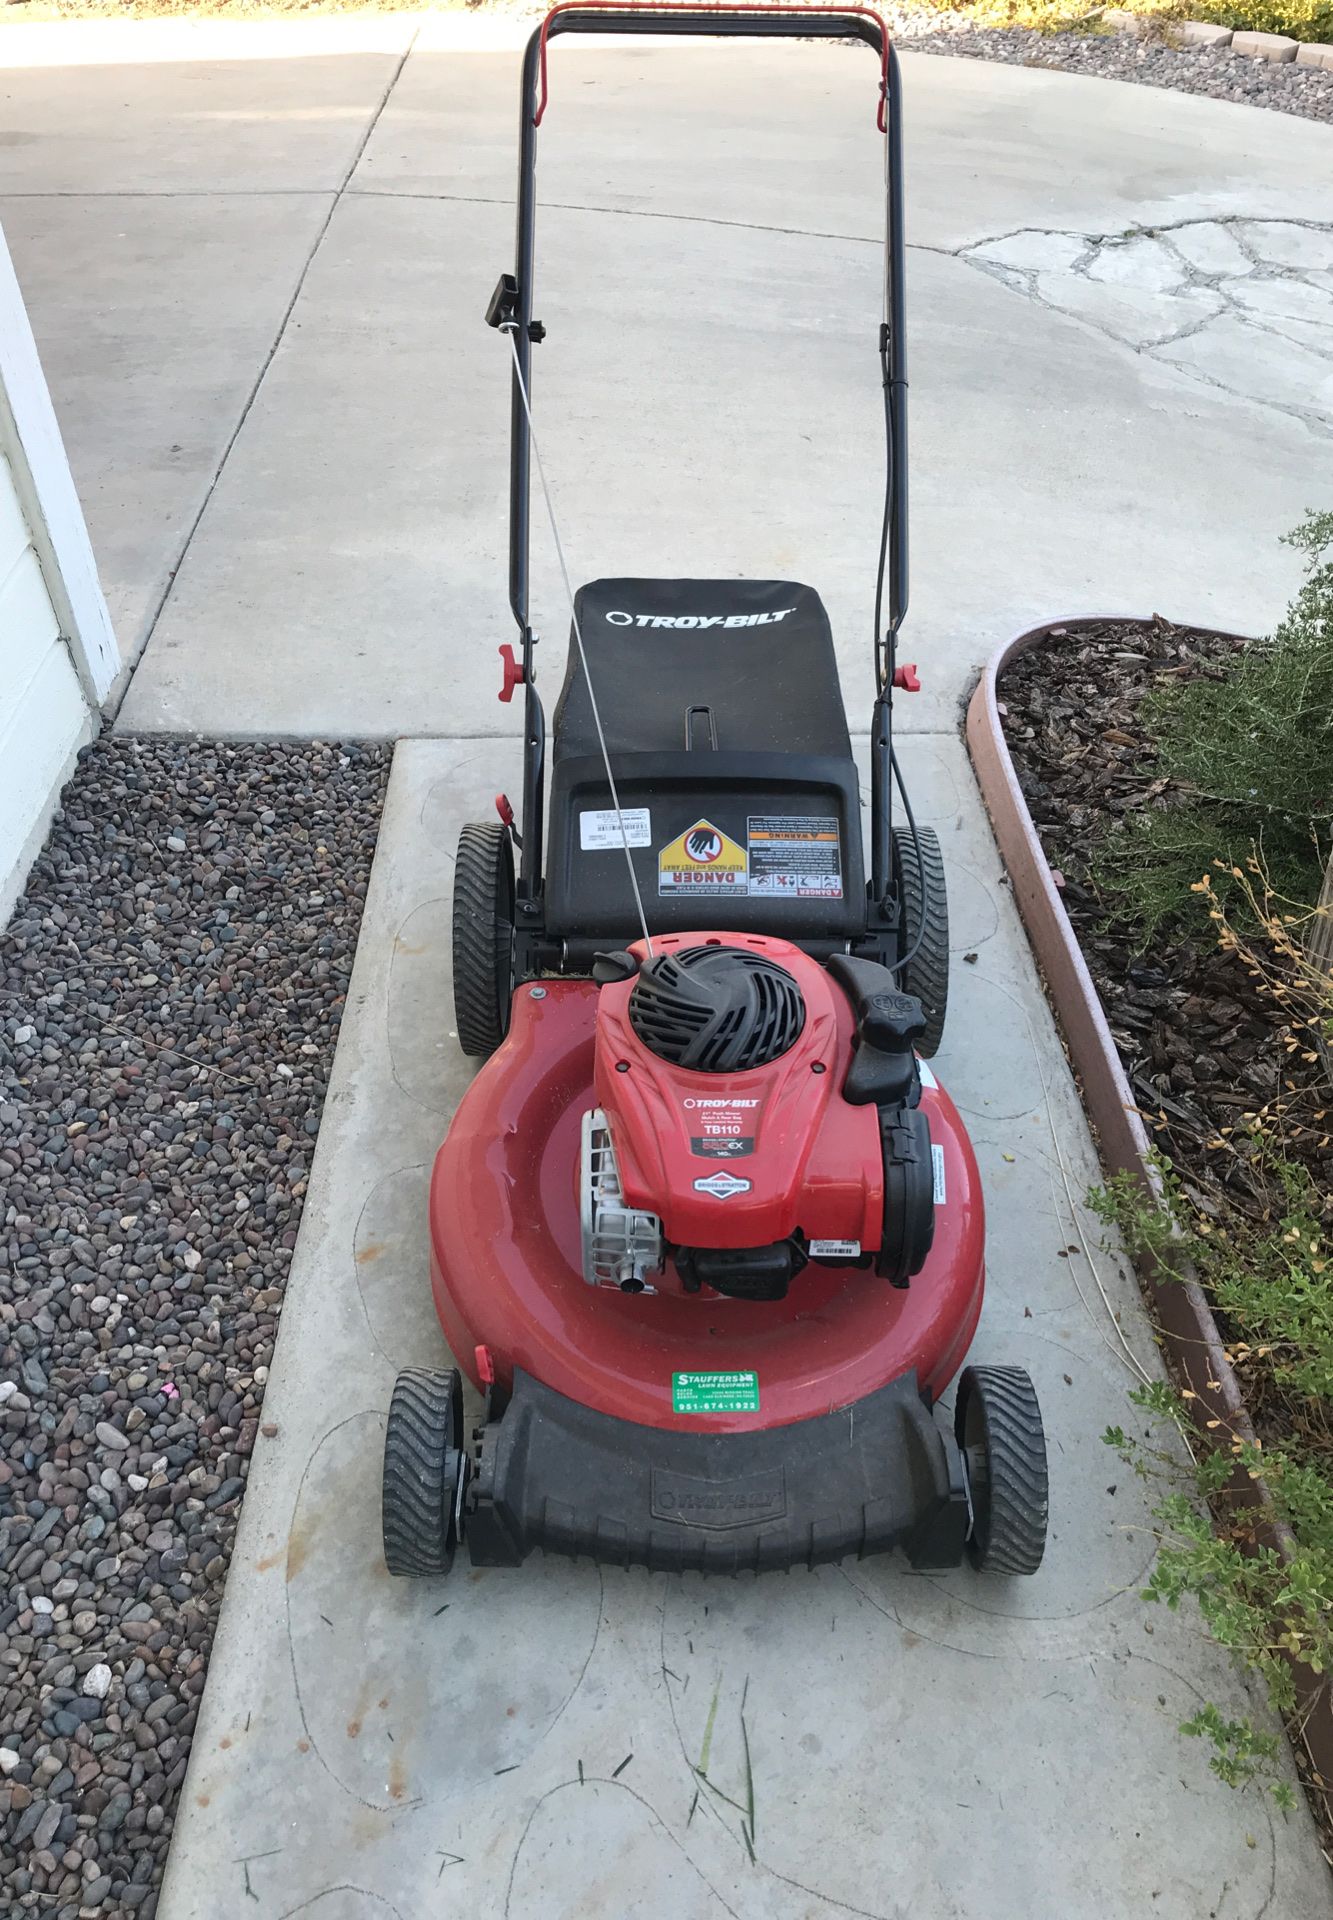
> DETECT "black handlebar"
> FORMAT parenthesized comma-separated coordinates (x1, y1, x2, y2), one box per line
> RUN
(499, 4, 907, 905)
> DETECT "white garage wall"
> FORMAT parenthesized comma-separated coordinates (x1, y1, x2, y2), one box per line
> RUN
(0, 221, 119, 925)
(0, 446, 95, 924)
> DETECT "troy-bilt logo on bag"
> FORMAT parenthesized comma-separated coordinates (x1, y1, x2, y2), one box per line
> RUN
(692, 1171, 752, 1199)
(658, 819, 748, 895)
(605, 608, 794, 630)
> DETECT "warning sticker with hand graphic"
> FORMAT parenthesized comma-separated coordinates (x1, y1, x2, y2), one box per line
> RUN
(657, 819, 749, 895)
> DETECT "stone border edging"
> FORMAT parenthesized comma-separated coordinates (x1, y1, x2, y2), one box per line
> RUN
(1111, 14, 1333, 67)
(965, 616, 1333, 1809)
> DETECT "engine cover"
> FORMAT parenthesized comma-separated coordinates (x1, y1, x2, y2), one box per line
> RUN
(593, 934, 886, 1259)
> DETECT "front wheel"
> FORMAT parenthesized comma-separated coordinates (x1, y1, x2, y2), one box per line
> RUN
(955, 1365, 1048, 1575)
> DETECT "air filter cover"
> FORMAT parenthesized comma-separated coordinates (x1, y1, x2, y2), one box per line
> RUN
(628, 944, 806, 1073)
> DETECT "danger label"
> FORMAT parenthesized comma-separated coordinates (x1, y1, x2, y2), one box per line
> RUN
(658, 819, 749, 896)
(747, 815, 843, 900)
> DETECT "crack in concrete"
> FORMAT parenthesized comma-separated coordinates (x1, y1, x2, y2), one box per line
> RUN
(951, 215, 1333, 437)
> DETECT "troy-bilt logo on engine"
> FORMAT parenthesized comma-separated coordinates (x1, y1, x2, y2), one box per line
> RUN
(605, 608, 794, 630)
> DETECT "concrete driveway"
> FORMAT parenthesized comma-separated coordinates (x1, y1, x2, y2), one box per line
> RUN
(2, 13, 1331, 1919)
(3, 13, 1332, 737)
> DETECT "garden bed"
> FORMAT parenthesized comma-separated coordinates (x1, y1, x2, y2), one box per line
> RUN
(0, 737, 390, 1920)
(967, 613, 1333, 1837)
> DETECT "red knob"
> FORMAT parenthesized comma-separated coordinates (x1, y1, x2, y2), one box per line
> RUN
(892, 663, 921, 692)
(498, 643, 526, 703)
(494, 792, 515, 828)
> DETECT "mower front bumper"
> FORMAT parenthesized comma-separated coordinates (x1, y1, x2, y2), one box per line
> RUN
(465, 1369, 970, 1575)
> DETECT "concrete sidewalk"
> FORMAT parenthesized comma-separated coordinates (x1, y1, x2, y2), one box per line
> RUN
(2, 13, 1330, 1916)
(156, 735, 1328, 1920)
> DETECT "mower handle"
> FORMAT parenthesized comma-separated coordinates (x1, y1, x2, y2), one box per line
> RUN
(535, 3, 891, 128)
(502, 1, 907, 909)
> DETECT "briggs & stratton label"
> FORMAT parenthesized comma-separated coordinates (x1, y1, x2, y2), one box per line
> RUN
(692, 1171, 752, 1199)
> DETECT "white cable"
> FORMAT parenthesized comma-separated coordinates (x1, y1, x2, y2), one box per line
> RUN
(503, 325, 654, 960)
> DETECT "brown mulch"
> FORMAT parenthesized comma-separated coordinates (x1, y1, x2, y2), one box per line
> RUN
(997, 617, 1332, 1423)
(996, 615, 1333, 1845)
(998, 616, 1330, 1214)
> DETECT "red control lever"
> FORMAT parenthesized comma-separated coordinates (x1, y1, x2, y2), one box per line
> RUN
(892, 663, 921, 693)
(498, 643, 526, 703)
(495, 793, 515, 828)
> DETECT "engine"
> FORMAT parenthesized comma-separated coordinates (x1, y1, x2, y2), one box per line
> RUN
(578, 935, 935, 1301)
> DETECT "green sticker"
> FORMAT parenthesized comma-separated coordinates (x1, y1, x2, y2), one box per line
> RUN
(672, 1370, 760, 1414)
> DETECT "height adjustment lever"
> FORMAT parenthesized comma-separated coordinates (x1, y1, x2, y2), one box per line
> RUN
(485, 273, 546, 342)
(498, 644, 526, 703)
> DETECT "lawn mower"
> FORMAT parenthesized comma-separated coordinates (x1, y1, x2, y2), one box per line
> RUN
(381, 1, 1049, 1579)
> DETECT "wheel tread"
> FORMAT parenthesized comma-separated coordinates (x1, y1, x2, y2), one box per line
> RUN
(892, 823, 949, 1057)
(956, 1364, 1048, 1576)
(453, 822, 513, 1058)
(382, 1367, 462, 1578)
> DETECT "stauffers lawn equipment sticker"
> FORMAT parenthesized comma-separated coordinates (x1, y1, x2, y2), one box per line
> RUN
(672, 1371, 760, 1414)
(657, 819, 749, 896)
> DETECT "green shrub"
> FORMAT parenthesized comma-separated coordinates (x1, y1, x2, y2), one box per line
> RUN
(1097, 513, 1333, 938)
(1095, 1162, 1333, 1806)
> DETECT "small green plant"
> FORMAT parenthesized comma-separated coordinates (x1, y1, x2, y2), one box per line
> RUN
(1096, 513, 1333, 938)
(1094, 1164, 1333, 1808)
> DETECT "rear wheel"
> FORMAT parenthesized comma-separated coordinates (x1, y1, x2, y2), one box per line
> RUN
(382, 1368, 468, 1578)
(453, 822, 514, 1058)
(892, 822, 948, 1058)
(955, 1365, 1048, 1575)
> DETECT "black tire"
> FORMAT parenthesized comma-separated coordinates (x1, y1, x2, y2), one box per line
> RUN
(892, 823, 948, 1057)
(955, 1365, 1048, 1575)
(453, 821, 514, 1058)
(382, 1368, 467, 1578)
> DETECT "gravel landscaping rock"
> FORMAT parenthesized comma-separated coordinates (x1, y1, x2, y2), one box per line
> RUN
(879, 5, 1333, 123)
(0, 736, 389, 1918)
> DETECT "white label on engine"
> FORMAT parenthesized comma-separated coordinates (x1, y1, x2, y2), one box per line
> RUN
(693, 1171, 752, 1200)
(580, 807, 651, 850)
(809, 1239, 860, 1260)
(917, 1059, 937, 1090)
(931, 1143, 946, 1205)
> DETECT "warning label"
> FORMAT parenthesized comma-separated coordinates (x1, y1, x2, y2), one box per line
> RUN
(746, 815, 843, 899)
(658, 819, 749, 896)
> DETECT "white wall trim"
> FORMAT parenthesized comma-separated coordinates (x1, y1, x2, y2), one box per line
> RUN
(0, 221, 119, 705)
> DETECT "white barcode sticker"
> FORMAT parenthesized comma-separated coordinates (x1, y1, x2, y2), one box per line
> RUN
(931, 1143, 946, 1205)
(809, 1239, 860, 1260)
(580, 807, 651, 851)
